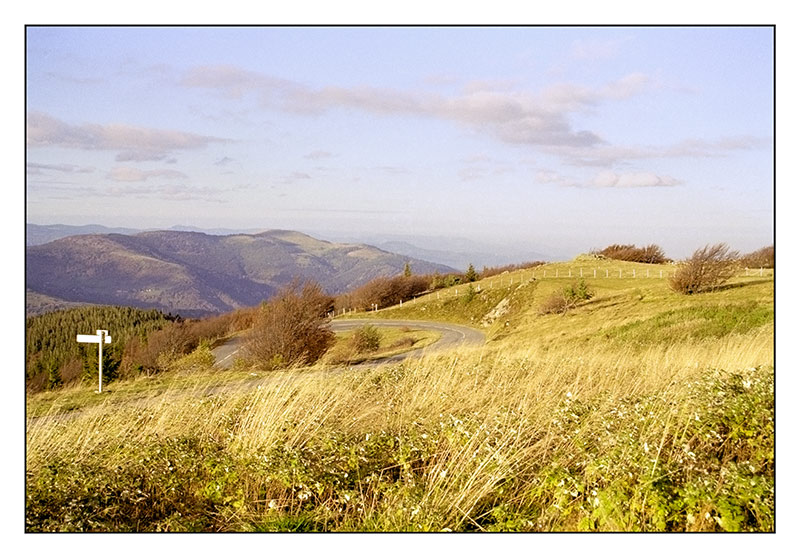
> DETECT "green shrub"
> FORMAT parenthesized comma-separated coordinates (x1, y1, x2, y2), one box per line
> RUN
(352, 325, 382, 353)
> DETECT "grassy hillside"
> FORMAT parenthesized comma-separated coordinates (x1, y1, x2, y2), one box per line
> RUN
(25, 257, 774, 532)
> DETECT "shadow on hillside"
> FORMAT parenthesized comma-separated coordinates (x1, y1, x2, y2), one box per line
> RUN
(705, 278, 773, 293)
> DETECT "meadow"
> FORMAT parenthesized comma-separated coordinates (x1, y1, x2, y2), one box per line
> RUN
(25, 258, 774, 532)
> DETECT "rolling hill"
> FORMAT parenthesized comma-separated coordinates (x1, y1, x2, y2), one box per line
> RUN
(25, 229, 455, 316)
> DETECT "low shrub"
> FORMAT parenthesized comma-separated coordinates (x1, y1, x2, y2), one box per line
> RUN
(540, 280, 594, 314)
(669, 243, 740, 295)
(593, 244, 668, 264)
(246, 281, 335, 369)
(351, 325, 382, 353)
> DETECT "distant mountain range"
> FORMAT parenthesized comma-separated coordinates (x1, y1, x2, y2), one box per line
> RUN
(25, 229, 455, 316)
(26, 223, 267, 246)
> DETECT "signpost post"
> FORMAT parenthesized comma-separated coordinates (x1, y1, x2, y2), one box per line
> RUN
(76, 329, 112, 393)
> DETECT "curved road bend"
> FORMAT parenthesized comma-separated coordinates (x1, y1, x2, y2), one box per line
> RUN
(212, 319, 485, 369)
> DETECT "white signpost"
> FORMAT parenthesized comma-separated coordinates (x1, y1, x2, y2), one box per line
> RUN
(76, 329, 112, 393)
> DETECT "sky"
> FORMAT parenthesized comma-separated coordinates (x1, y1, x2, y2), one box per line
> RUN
(25, 25, 774, 260)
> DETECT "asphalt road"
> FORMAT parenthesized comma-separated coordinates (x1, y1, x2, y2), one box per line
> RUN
(211, 319, 485, 369)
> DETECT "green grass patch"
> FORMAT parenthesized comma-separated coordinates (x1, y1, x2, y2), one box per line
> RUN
(367, 283, 522, 328)
(603, 302, 773, 346)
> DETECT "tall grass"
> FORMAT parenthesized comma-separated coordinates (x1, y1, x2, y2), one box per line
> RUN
(26, 320, 773, 532)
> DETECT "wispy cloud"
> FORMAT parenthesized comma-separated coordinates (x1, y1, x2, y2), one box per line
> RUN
(179, 64, 770, 176)
(30, 180, 230, 203)
(547, 135, 767, 167)
(26, 111, 228, 160)
(180, 65, 655, 151)
(107, 166, 188, 182)
(26, 162, 95, 175)
(535, 168, 680, 189)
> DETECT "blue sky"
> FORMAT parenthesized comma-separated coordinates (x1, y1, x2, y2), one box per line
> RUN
(25, 25, 774, 260)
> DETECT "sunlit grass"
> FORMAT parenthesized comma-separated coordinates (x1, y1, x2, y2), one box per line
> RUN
(26, 263, 774, 532)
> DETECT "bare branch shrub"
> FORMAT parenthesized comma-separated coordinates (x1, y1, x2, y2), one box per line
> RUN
(593, 244, 668, 264)
(339, 274, 431, 312)
(246, 281, 335, 369)
(740, 245, 774, 269)
(669, 243, 740, 295)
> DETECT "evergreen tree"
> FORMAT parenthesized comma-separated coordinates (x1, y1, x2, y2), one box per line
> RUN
(465, 263, 478, 282)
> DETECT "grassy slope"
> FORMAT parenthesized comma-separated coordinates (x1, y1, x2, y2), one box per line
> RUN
(25, 258, 774, 532)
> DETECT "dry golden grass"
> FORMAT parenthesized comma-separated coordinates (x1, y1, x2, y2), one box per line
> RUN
(26, 269, 774, 532)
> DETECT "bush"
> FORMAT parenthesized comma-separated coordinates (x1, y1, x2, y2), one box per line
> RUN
(594, 244, 668, 264)
(540, 280, 594, 314)
(245, 281, 335, 369)
(669, 243, 740, 295)
(740, 245, 774, 269)
(340, 274, 432, 312)
(352, 325, 382, 353)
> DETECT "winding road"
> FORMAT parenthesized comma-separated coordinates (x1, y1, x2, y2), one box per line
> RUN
(211, 319, 485, 369)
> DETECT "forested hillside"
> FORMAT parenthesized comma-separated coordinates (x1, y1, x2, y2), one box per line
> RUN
(26, 306, 175, 391)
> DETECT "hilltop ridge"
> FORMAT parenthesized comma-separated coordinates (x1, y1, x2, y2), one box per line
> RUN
(25, 229, 455, 316)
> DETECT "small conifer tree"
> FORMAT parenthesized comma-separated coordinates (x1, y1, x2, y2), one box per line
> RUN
(465, 263, 478, 282)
